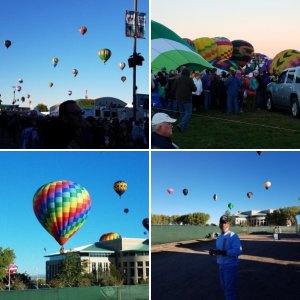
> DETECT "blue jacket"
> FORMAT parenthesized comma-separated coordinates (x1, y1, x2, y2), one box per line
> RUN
(224, 77, 241, 96)
(216, 231, 242, 266)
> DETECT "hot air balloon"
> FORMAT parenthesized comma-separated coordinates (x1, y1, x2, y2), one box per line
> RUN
(27, 94, 30, 99)
(183, 38, 195, 50)
(167, 188, 174, 194)
(33, 180, 91, 248)
(257, 151, 263, 156)
(16, 86, 22, 92)
(79, 26, 87, 35)
(121, 76, 127, 82)
(193, 37, 218, 62)
(264, 181, 271, 190)
(72, 69, 78, 77)
(21, 96, 25, 103)
(213, 194, 218, 201)
(213, 37, 233, 60)
(52, 57, 59, 67)
(228, 203, 234, 210)
(100, 232, 121, 242)
(119, 62, 126, 70)
(124, 208, 129, 214)
(247, 192, 253, 199)
(183, 188, 188, 196)
(113, 180, 127, 197)
(18, 78, 23, 84)
(98, 48, 111, 64)
(68, 90, 72, 96)
(270, 49, 300, 75)
(48, 82, 54, 88)
(231, 40, 254, 67)
(142, 218, 149, 231)
(4, 40, 11, 48)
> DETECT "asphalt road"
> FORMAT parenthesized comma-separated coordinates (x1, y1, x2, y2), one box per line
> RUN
(151, 233, 300, 300)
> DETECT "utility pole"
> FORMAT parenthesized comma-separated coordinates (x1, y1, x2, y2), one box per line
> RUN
(132, 0, 138, 124)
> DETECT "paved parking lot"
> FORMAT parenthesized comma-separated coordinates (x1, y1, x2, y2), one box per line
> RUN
(151, 233, 300, 300)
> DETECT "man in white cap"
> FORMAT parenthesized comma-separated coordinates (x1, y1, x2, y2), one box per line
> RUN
(151, 112, 179, 149)
(209, 215, 242, 300)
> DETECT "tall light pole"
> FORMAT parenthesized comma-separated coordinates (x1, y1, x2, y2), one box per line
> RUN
(132, 0, 138, 123)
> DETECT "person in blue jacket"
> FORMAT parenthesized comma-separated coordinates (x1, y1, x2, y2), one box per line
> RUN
(209, 215, 242, 300)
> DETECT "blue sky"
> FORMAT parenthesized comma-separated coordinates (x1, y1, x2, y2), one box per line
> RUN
(151, 151, 300, 224)
(0, 151, 149, 276)
(0, 0, 149, 109)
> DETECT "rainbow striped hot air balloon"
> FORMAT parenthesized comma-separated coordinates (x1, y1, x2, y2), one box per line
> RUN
(33, 180, 91, 247)
(99, 232, 121, 242)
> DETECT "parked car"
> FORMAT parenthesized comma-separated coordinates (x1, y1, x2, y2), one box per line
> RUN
(266, 66, 300, 117)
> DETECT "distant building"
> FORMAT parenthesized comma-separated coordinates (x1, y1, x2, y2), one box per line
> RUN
(233, 209, 275, 226)
(45, 238, 149, 285)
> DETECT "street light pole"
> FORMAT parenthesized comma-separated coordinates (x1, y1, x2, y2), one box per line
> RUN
(132, 0, 138, 124)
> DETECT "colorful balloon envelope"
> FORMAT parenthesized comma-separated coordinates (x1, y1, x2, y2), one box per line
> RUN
(98, 48, 111, 64)
(213, 194, 218, 201)
(52, 57, 59, 67)
(264, 181, 271, 190)
(182, 188, 188, 196)
(18, 78, 23, 84)
(114, 180, 127, 197)
(167, 188, 174, 194)
(193, 37, 218, 62)
(16, 86, 22, 92)
(119, 62, 126, 70)
(270, 49, 300, 74)
(121, 76, 127, 82)
(213, 37, 233, 60)
(33, 180, 91, 246)
(142, 218, 149, 231)
(100, 232, 121, 242)
(183, 38, 195, 50)
(48, 82, 54, 88)
(231, 40, 254, 67)
(72, 69, 78, 77)
(228, 202, 234, 210)
(68, 90, 72, 96)
(247, 192, 253, 199)
(79, 26, 87, 35)
(4, 40, 11, 48)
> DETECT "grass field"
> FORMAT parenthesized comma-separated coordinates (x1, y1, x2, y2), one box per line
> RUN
(167, 109, 300, 149)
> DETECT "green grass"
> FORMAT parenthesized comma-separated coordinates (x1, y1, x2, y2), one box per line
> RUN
(171, 109, 300, 149)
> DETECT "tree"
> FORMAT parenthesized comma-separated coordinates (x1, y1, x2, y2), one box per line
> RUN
(98, 264, 124, 286)
(35, 103, 49, 112)
(0, 247, 15, 281)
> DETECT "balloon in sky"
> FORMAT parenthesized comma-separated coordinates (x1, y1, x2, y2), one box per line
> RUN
(257, 151, 263, 156)
(121, 76, 127, 82)
(193, 37, 218, 62)
(27, 94, 30, 99)
(33, 180, 91, 246)
(228, 202, 234, 210)
(151, 20, 213, 72)
(16, 86, 22, 92)
(72, 69, 78, 77)
(4, 40, 11, 48)
(48, 82, 54, 88)
(142, 218, 149, 231)
(79, 26, 87, 35)
(231, 40, 254, 67)
(213, 194, 218, 201)
(52, 57, 59, 67)
(264, 181, 271, 190)
(113, 180, 127, 197)
(100, 232, 121, 242)
(247, 192, 253, 199)
(18, 78, 23, 84)
(68, 90, 72, 96)
(213, 37, 233, 60)
(21, 96, 25, 102)
(270, 49, 300, 75)
(182, 188, 188, 196)
(98, 48, 112, 64)
(124, 208, 129, 214)
(119, 62, 126, 70)
(167, 188, 174, 194)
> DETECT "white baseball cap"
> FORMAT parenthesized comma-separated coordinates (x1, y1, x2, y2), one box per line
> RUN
(151, 113, 176, 125)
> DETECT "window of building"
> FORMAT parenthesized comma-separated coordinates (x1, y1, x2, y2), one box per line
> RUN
(130, 262, 134, 267)
(137, 261, 143, 267)
(137, 268, 143, 277)
(130, 268, 134, 277)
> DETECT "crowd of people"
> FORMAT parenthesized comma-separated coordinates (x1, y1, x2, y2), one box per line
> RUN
(152, 66, 273, 117)
(0, 100, 149, 149)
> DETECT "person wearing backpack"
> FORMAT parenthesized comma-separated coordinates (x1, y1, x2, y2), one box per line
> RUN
(246, 70, 259, 111)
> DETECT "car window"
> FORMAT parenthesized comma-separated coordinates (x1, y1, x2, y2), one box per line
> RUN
(296, 69, 300, 84)
(278, 71, 287, 84)
(286, 71, 295, 84)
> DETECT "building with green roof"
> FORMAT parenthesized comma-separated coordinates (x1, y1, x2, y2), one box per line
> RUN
(45, 237, 149, 285)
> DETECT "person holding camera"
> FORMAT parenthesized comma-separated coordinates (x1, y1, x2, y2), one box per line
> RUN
(209, 215, 242, 300)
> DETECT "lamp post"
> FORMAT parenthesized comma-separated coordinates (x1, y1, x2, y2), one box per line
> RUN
(132, 0, 138, 123)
